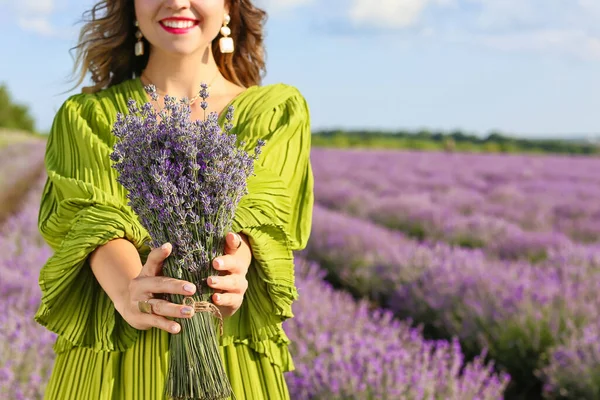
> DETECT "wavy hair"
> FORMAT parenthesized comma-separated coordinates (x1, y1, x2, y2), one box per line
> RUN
(70, 0, 267, 93)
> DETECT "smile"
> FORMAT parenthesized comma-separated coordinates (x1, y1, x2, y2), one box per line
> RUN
(159, 18, 199, 34)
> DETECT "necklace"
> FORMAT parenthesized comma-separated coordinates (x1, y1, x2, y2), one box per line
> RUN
(140, 70, 221, 105)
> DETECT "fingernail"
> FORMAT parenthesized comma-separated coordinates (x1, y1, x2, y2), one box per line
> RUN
(171, 324, 180, 333)
(181, 307, 193, 316)
(213, 258, 223, 269)
(161, 243, 170, 250)
(209, 276, 219, 285)
(214, 294, 221, 303)
(183, 283, 196, 293)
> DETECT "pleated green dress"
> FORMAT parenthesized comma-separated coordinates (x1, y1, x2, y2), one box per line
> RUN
(34, 77, 314, 399)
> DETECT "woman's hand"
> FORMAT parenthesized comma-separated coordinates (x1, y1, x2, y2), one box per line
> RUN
(117, 232, 251, 334)
(207, 231, 252, 318)
(119, 243, 198, 335)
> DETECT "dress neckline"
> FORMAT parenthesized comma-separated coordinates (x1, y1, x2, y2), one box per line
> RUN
(131, 76, 258, 122)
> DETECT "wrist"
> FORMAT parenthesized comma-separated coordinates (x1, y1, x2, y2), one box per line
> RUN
(112, 286, 130, 318)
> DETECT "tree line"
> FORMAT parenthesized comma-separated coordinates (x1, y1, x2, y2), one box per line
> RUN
(0, 83, 36, 133)
(312, 129, 600, 155)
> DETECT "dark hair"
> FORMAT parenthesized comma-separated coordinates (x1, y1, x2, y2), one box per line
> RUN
(70, 0, 267, 93)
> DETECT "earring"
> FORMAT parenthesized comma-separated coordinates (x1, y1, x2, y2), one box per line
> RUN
(134, 20, 144, 57)
(219, 14, 234, 54)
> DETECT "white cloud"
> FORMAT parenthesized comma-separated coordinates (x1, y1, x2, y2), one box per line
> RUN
(474, 29, 600, 60)
(349, 0, 430, 29)
(256, 0, 315, 12)
(467, 0, 539, 30)
(0, 0, 73, 37)
(342, 0, 600, 61)
(18, 16, 57, 36)
(457, 1, 600, 60)
(19, 0, 55, 15)
(347, 0, 453, 29)
(577, 0, 600, 15)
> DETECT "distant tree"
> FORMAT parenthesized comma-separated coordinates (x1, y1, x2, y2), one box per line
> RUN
(0, 83, 35, 133)
(449, 129, 478, 142)
(486, 131, 508, 143)
(416, 129, 432, 139)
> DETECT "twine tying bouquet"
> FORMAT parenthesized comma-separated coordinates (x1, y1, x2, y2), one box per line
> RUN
(110, 82, 265, 400)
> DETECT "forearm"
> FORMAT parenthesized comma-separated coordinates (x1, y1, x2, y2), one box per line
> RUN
(89, 238, 143, 316)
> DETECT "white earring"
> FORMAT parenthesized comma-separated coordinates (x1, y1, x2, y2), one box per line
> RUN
(219, 14, 234, 54)
(134, 20, 144, 57)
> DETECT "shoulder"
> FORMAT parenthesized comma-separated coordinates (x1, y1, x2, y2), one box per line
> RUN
(251, 82, 306, 102)
(52, 80, 138, 135)
(249, 82, 308, 112)
(228, 83, 311, 152)
(52, 92, 102, 136)
(232, 83, 310, 129)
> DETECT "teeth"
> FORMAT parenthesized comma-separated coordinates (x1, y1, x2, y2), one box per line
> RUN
(162, 20, 195, 29)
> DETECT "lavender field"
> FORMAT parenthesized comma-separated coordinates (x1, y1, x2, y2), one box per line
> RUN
(313, 149, 600, 261)
(0, 173, 508, 399)
(308, 148, 600, 398)
(2, 143, 600, 399)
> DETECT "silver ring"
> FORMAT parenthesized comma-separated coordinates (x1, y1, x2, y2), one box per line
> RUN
(138, 299, 153, 314)
(235, 233, 242, 249)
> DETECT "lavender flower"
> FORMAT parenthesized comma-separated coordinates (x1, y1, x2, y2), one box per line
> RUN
(539, 321, 600, 399)
(311, 148, 600, 259)
(1, 174, 56, 399)
(110, 84, 264, 400)
(111, 85, 264, 275)
(303, 202, 600, 395)
(285, 257, 510, 399)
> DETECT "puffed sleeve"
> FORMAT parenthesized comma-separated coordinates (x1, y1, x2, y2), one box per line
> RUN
(34, 94, 150, 353)
(225, 84, 314, 352)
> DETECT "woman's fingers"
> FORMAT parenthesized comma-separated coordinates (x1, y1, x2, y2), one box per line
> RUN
(131, 238, 249, 327)
(224, 232, 243, 252)
(145, 313, 182, 334)
(212, 254, 246, 275)
(146, 298, 195, 319)
(140, 243, 172, 277)
(135, 276, 197, 296)
(206, 274, 248, 294)
(133, 297, 195, 334)
(212, 292, 244, 309)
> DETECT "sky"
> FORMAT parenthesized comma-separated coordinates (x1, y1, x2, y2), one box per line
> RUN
(0, 0, 599, 139)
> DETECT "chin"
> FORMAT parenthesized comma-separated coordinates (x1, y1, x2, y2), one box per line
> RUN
(158, 42, 211, 57)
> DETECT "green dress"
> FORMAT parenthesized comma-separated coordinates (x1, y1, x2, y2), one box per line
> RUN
(34, 78, 314, 399)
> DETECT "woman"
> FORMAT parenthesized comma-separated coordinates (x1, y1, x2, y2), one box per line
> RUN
(34, 0, 314, 398)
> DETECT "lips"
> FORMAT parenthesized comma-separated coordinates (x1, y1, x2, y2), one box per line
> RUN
(159, 17, 199, 34)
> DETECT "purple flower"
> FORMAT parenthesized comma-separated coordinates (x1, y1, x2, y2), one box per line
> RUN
(110, 84, 265, 399)
(0, 172, 56, 400)
(284, 258, 510, 399)
(111, 85, 264, 280)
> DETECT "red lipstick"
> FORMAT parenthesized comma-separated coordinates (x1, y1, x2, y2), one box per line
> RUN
(159, 17, 199, 35)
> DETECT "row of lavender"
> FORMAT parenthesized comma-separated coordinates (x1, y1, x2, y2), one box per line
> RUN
(1, 178, 508, 397)
(0, 140, 46, 223)
(285, 258, 508, 399)
(0, 176, 55, 399)
(0, 141, 46, 192)
(312, 148, 600, 261)
(299, 203, 600, 398)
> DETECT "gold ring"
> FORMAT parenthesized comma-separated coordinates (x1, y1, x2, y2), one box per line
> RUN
(138, 300, 153, 314)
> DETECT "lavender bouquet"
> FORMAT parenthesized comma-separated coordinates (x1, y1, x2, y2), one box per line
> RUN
(110, 83, 264, 400)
